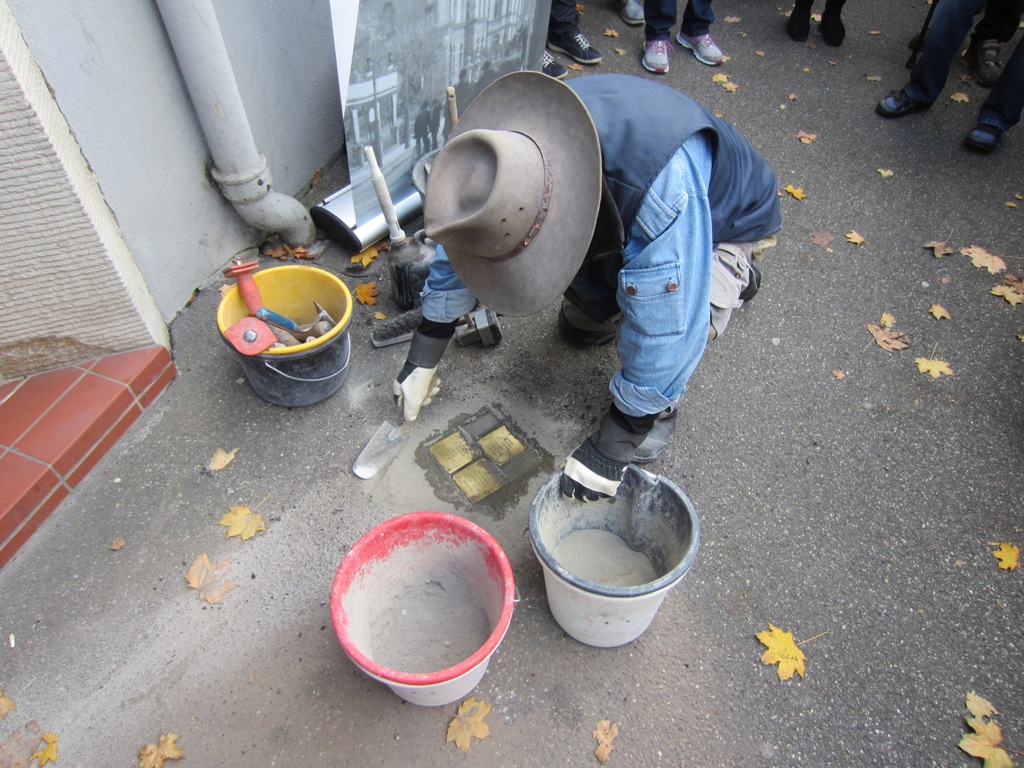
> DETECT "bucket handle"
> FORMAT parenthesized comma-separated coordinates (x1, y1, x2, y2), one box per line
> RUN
(261, 336, 351, 383)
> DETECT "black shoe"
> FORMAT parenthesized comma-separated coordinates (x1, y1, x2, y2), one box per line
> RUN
(876, 88, 929, 118)
(965, 122, 1003, 152)
(633, 408, 677, 464)
(787, 0, 812, 41)
(541, 50, 568, 80)
(739, 262, 761, 303)
(548, 32, 602, 64)
(557, 307, 618, 345)
(821, 0, 846, 46)
(964, 38, 1001, 87)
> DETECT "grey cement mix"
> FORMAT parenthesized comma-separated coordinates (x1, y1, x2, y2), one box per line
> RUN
(0, 2, 1022, 766)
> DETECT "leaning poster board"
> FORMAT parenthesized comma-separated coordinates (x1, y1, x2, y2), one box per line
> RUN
(314, 0, 553, 253)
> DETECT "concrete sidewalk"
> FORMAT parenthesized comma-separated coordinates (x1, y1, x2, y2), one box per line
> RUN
(1, 2, 1022, 766)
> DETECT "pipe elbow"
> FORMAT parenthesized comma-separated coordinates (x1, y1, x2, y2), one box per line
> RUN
(211, 156, 316, 246)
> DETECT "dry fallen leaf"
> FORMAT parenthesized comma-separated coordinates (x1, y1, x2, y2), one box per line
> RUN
(831, 370, 846, 379)
(930, 304, 951, 320)
(373, 311, 388, 320)
(0, 689, 14, 719)
(867, 323, 910, 351)
(1007, 201, 1018, 208)
(923, 240, 954, 257)
(220, 506, 267, 541)
(351, 245, 379, 270)
(355, 282, 380, 304)
(111, 537, 126, 551)
(185, 554, 237, 604)
(712, 73, 730, 83)
(594, 720, 619, 764)
(757, 623, 806, 680)
(950, 91, 970, 103)
(139, 733, 184, 768)
(877, 168, 894, 177)
(915, 357, 953, 378)
(755, 50, 765, 56)
(991, 274, 1024, 305)
(811, 231, 834, 247)
(724, 15, 741, 22)
(846, 231, 866, 245)
(615, 47, 627, 55)
(30, 732, 57, 766)
(788, 93, 798, 100)
(569, 61, 585, 71)
(783, 184, 807, 200)
(446, 697, 491, 753)
(603, 27, 618, 37)
(207, 447, 238, 472)
(879, 312, 895, 329)
(959, 715, 1012, 768)
(991, 542, 1019, 571)
(967, 692, 1000, 719)
(722, 81, 739, 92)
(796, 131, 817, 144)
(961, 246, 1006, 274)
(866, 74, 882, 81)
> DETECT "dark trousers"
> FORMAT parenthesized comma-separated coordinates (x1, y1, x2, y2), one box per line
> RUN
(548, 0, 580, 40)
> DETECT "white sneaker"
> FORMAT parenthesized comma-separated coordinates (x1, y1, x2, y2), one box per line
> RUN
(677, 33, 723, 65)
(642, 39, 672, 74)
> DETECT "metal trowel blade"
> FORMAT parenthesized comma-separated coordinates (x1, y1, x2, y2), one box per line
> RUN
(352, 420, 408, 479)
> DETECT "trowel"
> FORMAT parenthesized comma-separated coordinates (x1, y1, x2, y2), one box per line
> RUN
(352, 420, 408, 479)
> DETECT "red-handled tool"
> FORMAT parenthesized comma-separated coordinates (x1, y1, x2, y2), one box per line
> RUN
(222, 260, 277, 355)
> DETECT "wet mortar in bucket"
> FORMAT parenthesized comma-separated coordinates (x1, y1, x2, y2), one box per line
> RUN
(331, 512, 515, 705)
(529, 466, 700, 647)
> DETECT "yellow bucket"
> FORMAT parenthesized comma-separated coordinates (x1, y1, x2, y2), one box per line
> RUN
(217, 265, 354, 406)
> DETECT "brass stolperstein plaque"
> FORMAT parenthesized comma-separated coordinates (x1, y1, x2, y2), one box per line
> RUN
(452, 460, 503, 503)
(477, 426, 525, 465)
(429, 432, 476, 474)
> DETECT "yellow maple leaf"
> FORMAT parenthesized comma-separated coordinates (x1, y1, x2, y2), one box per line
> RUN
(950, 91, 970, 103)
(569, 61, 585, 71)
(959, 716, 1013, 768)
(796, 131, 817, 144)
(724, 15, 741, 22)
(915, 357, 953, 378)
(30, 732, 57, 766)
(784, 184, 807, 200)
(757, 623, 806, 680)
(350, 245, 379, 269)
(866, 74, 882, 81)
(923, 240, 953, 257)
(355, 282, 380, 305)
(446, 697, 491, 753)
(220, 506, 267, 541)
(615, 47, 627, 55)
(967, 691, 1001, 719)
(1007, 201, 1018, 208)
(185, 554, 237, 604)
(139, 733, 184, 768)
(846, 230, 866, 245)
(877, 168, 894, 177)
(962, 245, 1006, 274)
(991, 284, 1024, 305)
(831, 369, 846, 380)
(111, 537, 126, 550)
(880, 311, 895, 329)
(0, 688, 14, 719)
(722, 81, 739, 92)
(991, 542, 1019, 570)
(712, 73, 730, 83)
(373, 311, 388, 320)
(603, 27, 618, 37)
(929, 304, 951, 320)
(207, 447, 238, 472)
(593, 720, 619, 764)
(788, 93, 798, 100)
(755, 50, 765, 56)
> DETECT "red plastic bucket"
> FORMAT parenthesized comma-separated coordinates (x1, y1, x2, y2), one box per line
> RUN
(330, 512, 515, 705)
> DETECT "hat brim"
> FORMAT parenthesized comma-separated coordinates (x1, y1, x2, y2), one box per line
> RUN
(433, 72, 602, 317)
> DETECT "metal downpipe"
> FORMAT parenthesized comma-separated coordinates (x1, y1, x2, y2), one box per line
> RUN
(155, 0, 316, 245)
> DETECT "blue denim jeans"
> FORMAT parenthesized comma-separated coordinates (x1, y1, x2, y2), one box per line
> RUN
(644, 0, 715, 42)
(978, 37, 1024, 131)
(904, 0, 986, 105)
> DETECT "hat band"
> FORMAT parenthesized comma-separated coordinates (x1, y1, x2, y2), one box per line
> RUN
(489, 132, 552, 263)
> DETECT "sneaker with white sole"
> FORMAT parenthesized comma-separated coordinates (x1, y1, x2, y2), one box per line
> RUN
(642, 39, 672, 74)
(548, 32, 602, 64)
(541, 50, 568, 80)
(676, 32, 723, 65)
(617, 0, 644, 25)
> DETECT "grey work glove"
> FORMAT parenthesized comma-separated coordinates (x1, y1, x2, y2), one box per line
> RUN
(560, 408, 651, 502)
(393, 324, 454, 421)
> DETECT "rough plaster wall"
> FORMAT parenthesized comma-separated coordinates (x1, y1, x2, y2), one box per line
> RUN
(0, 3, 166, 380)
(6, 0, 345, 321)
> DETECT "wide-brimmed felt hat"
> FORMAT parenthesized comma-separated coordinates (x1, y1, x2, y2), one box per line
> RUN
(423, 71, 602, 317)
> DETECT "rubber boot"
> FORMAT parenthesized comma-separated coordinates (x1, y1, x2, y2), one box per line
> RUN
(821, 0, 847, 46)
(787, 0, 814, 42)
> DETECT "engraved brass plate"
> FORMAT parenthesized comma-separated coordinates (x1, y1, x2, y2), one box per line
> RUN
(478, 426, 525, 466)
(452, 460, 503, 502)
(429, 432, 476, 474)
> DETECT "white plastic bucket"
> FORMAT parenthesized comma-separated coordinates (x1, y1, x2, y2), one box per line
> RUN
(529, 467, 700, 647)
(330, 512, 515, 706)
